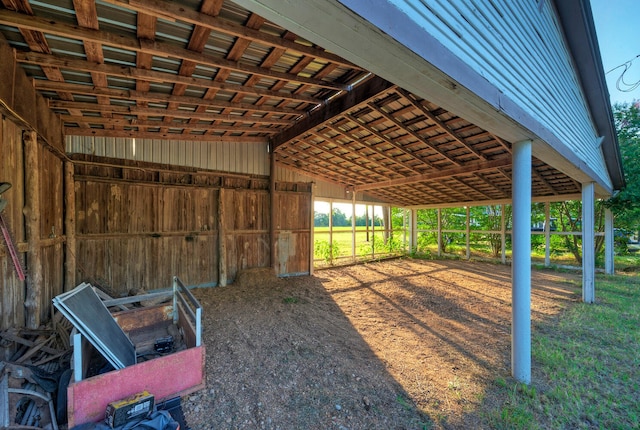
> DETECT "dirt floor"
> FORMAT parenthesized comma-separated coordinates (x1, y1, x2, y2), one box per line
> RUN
(183, 258, 581, 429)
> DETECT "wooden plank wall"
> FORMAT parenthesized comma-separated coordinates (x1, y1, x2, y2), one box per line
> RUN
(0, 116, 65, 330)
(74, 176, 220, 296)
(39, 145, 65, 324)
(71, 157, 313, 293)
(0, 116, 26, 330)
(274, 183, 312, 276)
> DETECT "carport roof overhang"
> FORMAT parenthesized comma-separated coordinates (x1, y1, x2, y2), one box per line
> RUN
(234, 0, 624, 198)
(0, 0, 623, 208)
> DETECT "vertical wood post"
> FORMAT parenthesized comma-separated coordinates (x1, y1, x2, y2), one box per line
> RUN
(218, 187, 227, 287)
(512, 139, 532, 384)
(269, 151, 277, 272)
(309, 183, 315, 275)
(544, 201, 551, 267)
(582, 182, 595, 303)
(23, 131, 43, 329)
(64, 160, 77, 291)
(604, 208, 614, 275)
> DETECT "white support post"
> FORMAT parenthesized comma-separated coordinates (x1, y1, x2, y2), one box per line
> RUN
(501, 204, 507, 265)
(582, 183, 596, 303)
(437, 208, 442, 257)
(410, 209, 418, 254)
(466, 206, 471, 260)
(512, 139, 532, 384)
(352, 193, 357, 263)
(605, 208, 614, 275)
(329, 201, 334, 265)
(544, 202, 551, 267)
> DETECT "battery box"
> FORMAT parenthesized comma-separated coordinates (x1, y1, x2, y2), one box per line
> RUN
(105, 391, 155, 428)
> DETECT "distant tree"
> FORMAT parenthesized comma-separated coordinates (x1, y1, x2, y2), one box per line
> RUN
(331, 208, 350, 227)
(314, 211, 329, 227)
(607, 102, 640, 235)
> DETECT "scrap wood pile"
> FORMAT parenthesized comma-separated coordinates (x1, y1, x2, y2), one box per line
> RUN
(0, 312, 72, 429)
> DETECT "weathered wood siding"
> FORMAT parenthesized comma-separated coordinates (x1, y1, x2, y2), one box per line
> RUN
(274, 184, 312, 276)
(0, 117, 26, 330)
(0, 116, 65, 330)
(39, 145, 65, 324)
(74, 168, 221, 296)
(222, 189, 270, 282)
(67, 137, 269, 176)
(338, 0, 608, 185)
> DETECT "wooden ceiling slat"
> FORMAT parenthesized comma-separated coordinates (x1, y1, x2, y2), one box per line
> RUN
(59, 115, 283, 134)
(371, 101, 460, 167)
(50, 100, 294, 125)
(73, 0, 113, 121)
(16, 52, 321, 104)
(324, 122, 421, 176)
(354, 156, 512, 192)
(271, 76, 394, 151)
(135, 12, 157, 128)
(0, 8, 346, 91)
(345, 112, 433, 171)
(35, 80, 309, 116)
(65, 128, 268, 142)
(398, 88, 486, 161)
(102, 0, 360, 70)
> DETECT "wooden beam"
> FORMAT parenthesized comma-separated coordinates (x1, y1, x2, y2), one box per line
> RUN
(59, 115, 284, 134)
(64, 160, 77, 291)
(271, 76, 393, 151)
(23, 131, 43, 329)
(322, 122, 419, 175)
(397, 87, 486, 161)
(354, 156, 512, 192)
(34, 80, 307, 116)
(49, 100, 294, 124)
(101, 0, 360, 70)
(64, 128, 269, 142)
(370, 101, 460, 167)
(345, 112, 433, 171)
(0, 8, 345, 91)
(17, 51, 321, 104)
(0, 37, 63, 152)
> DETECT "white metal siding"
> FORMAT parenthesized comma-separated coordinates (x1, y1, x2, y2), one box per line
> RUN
(66, 136, 270, 176)
(381, 0, 608, 182)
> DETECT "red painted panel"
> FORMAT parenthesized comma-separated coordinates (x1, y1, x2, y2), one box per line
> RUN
(68, 346, 205, 427)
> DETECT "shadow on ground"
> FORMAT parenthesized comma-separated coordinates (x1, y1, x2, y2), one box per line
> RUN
(185, 259, 581, 429)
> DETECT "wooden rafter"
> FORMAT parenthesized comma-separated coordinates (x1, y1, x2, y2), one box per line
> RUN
(65, 128, 268, 142)
(397, 88, 486, 161)
(16, 52, 322, 104)
(0, 8, 346, 91)
(271, 76, 394, 151)
(60, 115, 284, 134)
(100, 0, 360, 70)
(35, 80, 308, 116)
(49, 101, 294, 125)
(354, 156, 512, 192)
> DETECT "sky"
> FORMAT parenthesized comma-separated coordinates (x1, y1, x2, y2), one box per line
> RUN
(590, 0, 640, 105)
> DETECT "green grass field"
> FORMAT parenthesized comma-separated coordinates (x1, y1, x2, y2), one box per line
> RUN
(485, 269, 640, 429)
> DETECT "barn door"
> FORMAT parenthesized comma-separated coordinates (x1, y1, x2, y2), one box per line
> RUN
(274, 184, 311, 277)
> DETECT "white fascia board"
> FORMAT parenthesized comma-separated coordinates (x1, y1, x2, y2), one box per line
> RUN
(233, 0, 614, 195)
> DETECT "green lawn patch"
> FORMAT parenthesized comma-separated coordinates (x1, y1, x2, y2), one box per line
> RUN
(485, 272, 640, 429)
